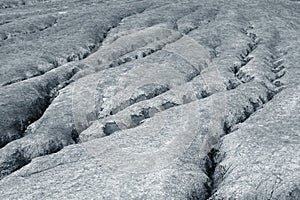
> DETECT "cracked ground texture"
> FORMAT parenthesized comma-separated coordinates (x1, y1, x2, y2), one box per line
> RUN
(0, 0, 299, 199)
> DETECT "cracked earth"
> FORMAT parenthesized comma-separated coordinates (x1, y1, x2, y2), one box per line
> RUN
(0, 0, 299, 199)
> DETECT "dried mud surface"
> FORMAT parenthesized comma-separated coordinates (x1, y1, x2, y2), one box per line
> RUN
(0, 0, 299, 199)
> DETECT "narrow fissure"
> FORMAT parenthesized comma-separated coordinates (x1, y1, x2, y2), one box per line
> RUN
(98, 34, 264, 137)
(0, 6, 159, 179)
(1, 6, 149, 88)
(204, 28, 287, 199)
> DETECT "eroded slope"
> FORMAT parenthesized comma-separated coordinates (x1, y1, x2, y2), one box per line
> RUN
(0, 0, 299, 199)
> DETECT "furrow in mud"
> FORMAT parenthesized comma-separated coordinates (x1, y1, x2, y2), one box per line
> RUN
(1, 5, 150, 87)
(1, 1, 299, 199)
(0, 15, 58, 44)
(79, 25, 259, 141)
(205, 28, 287, 198)
(0, 2, 157, 150)
(0, 73, 285, 199)
(0, 62, 82, 148)
(0, 24, 203, 178)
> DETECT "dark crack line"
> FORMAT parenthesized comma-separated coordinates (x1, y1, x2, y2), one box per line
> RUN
(98, 33, 182, 71)
(78, 25, 273, 147)
(0, 4, 162, 179)
(0, 1, 26, 9)
(0, 20, 11, 26)
(84, 16, 224, 123)
(1, 6, 149, 88)
(205, 29, 287, 199)
(205, 82, 285, 199)
(80, 35, 187, 127)
(97, 38, 263, 137)
(0, 17, 58, 46)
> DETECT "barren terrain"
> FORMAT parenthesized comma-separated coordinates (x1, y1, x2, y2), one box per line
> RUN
(0, 0, 299, 199)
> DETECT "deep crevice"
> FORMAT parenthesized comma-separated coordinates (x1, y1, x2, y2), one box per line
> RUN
(0, 6, 160, 180)
(1, 7, 149, 88)
(204, 29, 287, 199)
(206, 87, 283, 198)
(205, 148, 219, 197)
(98, 32, 267, 137)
